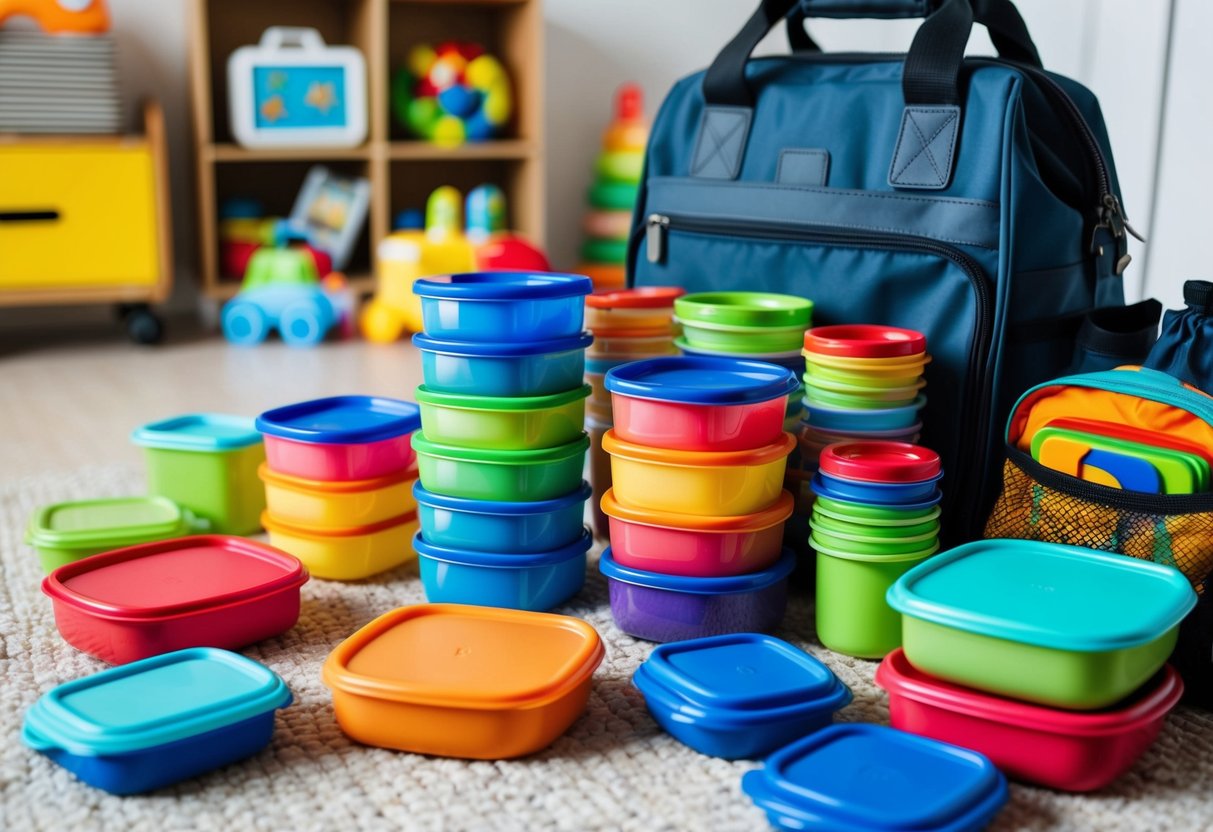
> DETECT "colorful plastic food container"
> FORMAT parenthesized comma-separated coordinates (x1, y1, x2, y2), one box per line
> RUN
(132, 413, 266, 535)
(585, 286, 684, 332)
(412, 431, 589, 502)
(414, 530, 590, 611)
(803, 395, 926, 432)
(887, 540, 1197, 709)
(633, 634, 851, 759)
(741, 724, 1008, 832)
(413, 481, 590, 554)
(43, 536, 308, 664)
(414, 384, 590, 451)
(603, 430, 795, 517)
(413, 272, 592, 342)
(818, 441, 941, 483)
(601, 488, 792, 577)
(675, 292, 813, 329)
(22, 648, 291, 795)
(587, 415, 613, 539)
(877, 649, 1184, 792)
(259, 464, 417, 529)
(605, 356, 797, 452)
(261, 511, 418, 581)
(414, 332, 593, 397)
(587, 332, 680, 358)
(599, 547, 795, 642)
(26, 496, 195, 574)
(815, 470, 943, 504)
(677, 318, 810, 354)
(256, 396, 420, 481)
(804, 324, 926, 358)
(322, 604, 604, 758)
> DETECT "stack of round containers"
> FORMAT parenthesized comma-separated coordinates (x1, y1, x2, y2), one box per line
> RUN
(409, 272, 594, 612)
(809, 440, 942, 660)
(596, 356, 799, 643)
(255, 396, 422, 580)
(583, 286, 684, 539)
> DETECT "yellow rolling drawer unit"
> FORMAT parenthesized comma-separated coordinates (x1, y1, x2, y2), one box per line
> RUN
(0, 101, 172, 342)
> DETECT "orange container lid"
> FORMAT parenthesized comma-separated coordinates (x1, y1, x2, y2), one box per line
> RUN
(602, 429, 796, 467)
(322, 604, 604, 709)
(587, 325, 679, 339)
(258, 463, 418, 494)
(586, 286, 685, 309)
(600, 488, 793, 532)
(260, 509, 417, 538)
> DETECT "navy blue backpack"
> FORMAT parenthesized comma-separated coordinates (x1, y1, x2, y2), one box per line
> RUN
(629, 0, 1139, 541)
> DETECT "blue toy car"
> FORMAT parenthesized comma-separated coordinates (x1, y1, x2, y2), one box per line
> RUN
(221, 238, 338, 347)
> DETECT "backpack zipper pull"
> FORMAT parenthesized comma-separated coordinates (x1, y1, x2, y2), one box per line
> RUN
(1091, 195, 1144, 275)
(646, 214, 669, 264)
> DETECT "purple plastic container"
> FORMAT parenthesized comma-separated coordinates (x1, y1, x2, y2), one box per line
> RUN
(598, 548, 796, 642)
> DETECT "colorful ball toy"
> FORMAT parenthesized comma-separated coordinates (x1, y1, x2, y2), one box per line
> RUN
(392, 42, 513, 146)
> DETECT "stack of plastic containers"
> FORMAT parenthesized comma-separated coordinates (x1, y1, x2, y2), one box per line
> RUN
(810, 440, 942, 659)
(597, 356, 799, 642)
(255, 396, 422, 580)
(410, 272, 594, 611)
(583, 286, 684, 538)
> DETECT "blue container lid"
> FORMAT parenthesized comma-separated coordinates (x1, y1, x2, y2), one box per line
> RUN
(413, 271, 593, 301)
(413, 528, 592, 567)
(22, 648, 291, 757)
(131, 413, 262, 452)
(605, 356, 798, 406)
(412, 331, 593, 357)
(887, 540, 1198, 652)
(599, 547, 795, 595)
(742, 724, 1007, 832)
(413, 481, 591, 515)
(255, 396, 421, 445)
(810, 474, 943, 511)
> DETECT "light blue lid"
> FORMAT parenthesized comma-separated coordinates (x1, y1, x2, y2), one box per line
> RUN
(256, 396, 421, 445)
(132, 414, 261, 452)
(599, 547, 795, 595)
(887, 540, 1197, 652)
(412, 331, 593, 357)
(22, 648, 291, 756)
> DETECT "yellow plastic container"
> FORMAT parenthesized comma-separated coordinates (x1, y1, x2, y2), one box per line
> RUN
(322, 604, 604, 759)
(261, 511, 418, 580)
(259, 464, 417, 530)
(602, 430, 795, 517)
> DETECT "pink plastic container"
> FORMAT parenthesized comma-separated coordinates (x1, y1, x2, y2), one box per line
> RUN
(263, 433, 415, 481)
(601, 488, 793, 577)
(876, 649, 1183, 792)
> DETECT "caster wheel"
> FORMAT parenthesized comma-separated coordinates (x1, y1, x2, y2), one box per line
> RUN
(125, 307, 163, 344)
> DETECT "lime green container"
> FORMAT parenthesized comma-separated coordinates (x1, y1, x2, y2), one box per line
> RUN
(815, 547, 935, 660)
(677, 318, 808, 354)
(810, 510, 940, 541)
(412, 431, 589, 501)
(415, 385, 590, 451)
(132, 414, 266, 535)
(26, 496, 194, 574)
(887, 540, 1197, 709)
(675, 292, 814, 328)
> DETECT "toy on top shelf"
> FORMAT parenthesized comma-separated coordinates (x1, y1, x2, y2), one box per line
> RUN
(0, 0, 109, 34)
(577, 84, 648, 288)
(392, 42, 513, 146)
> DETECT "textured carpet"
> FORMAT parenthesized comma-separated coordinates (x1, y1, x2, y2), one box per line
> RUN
(3, 465, 1212, 832)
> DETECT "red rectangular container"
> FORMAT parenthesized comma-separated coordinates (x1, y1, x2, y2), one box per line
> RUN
(43, 536, 308, 664)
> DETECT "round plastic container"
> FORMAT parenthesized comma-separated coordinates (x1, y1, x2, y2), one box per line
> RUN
(803, 362, 924, 388)
(602, 488, 793, 577)
(414, 530, 591, 612)
(676, 339, 806, 375)
(678, 318, 809, 355)
(802, 421, 923, 445)
(412, 431, 590, 502)
(603, 430, 795, 516)
(813, 495, 941, 526)
(599, 547, 795, 642)
(804, 395, 925, 432)
(811, 478, 942, 513)
(810, 510, 940, 541)
(816, 546, 936, 659)
(815, 470, 943, 505)
(412, 272, 592, 341)
(587, 415, 613, 540)
(811, 528, 940, 557)
(587, 333, 679, 358)
(256, 396, 420, 481)
(412, 481, 591, 554)
(804, 386, 921, 410)
(586, 286, 684, 331)
(415, 385, 590, 451)
(818, 442, 942, 484)
(675, 292, 813, 329)
(802, 350, 931, 372)
(606, 356, 798, 451)
(804, 325, 926, 358)
(413, 332, 592, 397)
(258, 464, 417, 530)
(261, 511, 419, 581)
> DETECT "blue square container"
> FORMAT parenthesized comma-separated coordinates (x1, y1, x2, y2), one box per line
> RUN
(413, 481, 591, 554)
(23, 648, 291, 795)
(742, 724, 1008, 831)
(413, 332, 594, 397)
(633, 634, 851, 759)
(412, 271, 592, 341)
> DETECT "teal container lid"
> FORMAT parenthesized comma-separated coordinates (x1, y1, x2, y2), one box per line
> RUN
(887, 540, 1197, 652)
(26, 496, 194, 551)
(22, 648, 291, 756)
(132, 413, 262, 452)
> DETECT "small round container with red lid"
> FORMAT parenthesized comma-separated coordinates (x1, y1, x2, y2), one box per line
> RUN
(804, 325, 927, 359)
(818, 442, 942, 484)
(585, 286, 685, 332)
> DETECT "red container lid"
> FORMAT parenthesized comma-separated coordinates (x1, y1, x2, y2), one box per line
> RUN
(43, 535, 308, 619)
(819, 441, 941, 483)
(804, 325, 926, 358)
(586, 286, 685, 309)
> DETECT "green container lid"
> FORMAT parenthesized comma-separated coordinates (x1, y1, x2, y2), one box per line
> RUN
(132, 413, 261, 452)
(410, 431, 590, 464)
(27, 496, 193, 553)
(813, 495, 940, 524)
(804, 386, 919, 411)
(675, 292, 814, 328)
(810, 534, 940, 563)
(415, 384, 591, 412)
(810, 510, 940, 540)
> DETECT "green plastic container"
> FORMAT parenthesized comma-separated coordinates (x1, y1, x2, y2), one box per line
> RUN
(816, 547, 934, 660)
(887, 540, 1197, 709)
(131, 414, 266, 535)
(810, 510, 940, 542)
(802, 363, 924, 389)
(813, 495, 940, 525)
(415, 385, 590, 451)
(804, 386, 919, 411)
(26, 496, 194, 574)
(411, 431, 589, 501)
(677, 318, 808, 355)
(675, 292, 814, 328)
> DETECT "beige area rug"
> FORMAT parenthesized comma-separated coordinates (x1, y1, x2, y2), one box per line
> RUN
(2, 465, 1212, 832)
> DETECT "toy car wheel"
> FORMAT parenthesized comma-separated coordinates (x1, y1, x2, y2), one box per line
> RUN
(360, 300, 405, 344)
(222, 300, 269, 345)
(280, 302, 327, 347)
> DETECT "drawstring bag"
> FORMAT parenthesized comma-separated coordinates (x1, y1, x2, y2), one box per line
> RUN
(1068, 299, 1161, 374)
(1145, 280, 1213, 393)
